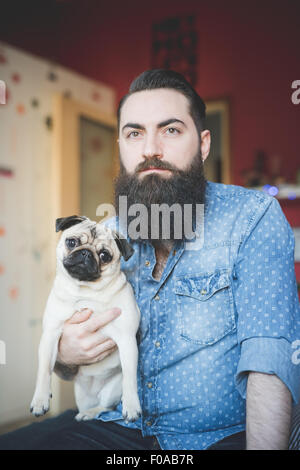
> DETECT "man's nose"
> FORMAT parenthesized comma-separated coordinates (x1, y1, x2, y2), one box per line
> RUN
(142, 133, 163, 159)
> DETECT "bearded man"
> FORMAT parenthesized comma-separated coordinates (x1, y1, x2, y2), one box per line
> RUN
(1, 70, 299, 450)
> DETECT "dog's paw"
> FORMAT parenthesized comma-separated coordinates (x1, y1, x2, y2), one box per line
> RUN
(75, 410, 96, 422)
(75, 406, 106, 422)
(30, 393, 52, 417)
(122, 395, 142, 422)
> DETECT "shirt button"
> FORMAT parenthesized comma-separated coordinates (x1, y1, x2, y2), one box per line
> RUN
(145, 260, 150, 267)
(155, 341, 161, 348)
(154, 294, 160, 300)
(201, 289, 207, 295)
(146, 421, 152, 426)
(147, 382, 153, 388)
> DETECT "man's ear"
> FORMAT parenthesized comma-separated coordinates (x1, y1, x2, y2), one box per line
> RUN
(200, 129, 211, 162)
(55, 215, 87, 233)
(112, 231, 134, 261)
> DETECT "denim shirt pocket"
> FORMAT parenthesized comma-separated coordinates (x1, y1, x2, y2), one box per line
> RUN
(174, 269, 236, 346)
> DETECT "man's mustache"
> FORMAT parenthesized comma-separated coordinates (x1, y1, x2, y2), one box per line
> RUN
(135, 158, 178, 174)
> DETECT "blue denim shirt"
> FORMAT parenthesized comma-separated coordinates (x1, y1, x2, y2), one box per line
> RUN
(98, 181, 300, 450)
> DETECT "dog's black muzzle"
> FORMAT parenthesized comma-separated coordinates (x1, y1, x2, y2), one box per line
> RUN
(63, 249, 100, 281)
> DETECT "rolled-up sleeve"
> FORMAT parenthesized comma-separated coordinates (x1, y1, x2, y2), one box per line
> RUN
(236, 337, 300, 403)
(233, 196, 300, 403)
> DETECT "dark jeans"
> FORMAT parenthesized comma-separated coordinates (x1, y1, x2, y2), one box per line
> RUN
(208, 431, 246, 450)
(0, 409, 246, 450)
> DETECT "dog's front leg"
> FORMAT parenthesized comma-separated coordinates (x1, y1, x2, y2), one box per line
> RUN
(30, 328, 62, 416)
(117, 336, 142, 422)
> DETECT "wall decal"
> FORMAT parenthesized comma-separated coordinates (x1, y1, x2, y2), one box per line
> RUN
(8, 286, 19, 300)
(45, 115, 53, 130)
(16, 103, 25, 115)
(31, 98, 39, 108)
(11, 73, 21, 83)
(32, 248, 42, 261)
(0, 167, 14, 178)
(0, 52, 7, 64)
(47, 71, 58, 82)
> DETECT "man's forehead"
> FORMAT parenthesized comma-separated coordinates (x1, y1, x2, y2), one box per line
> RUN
(120, 88, 191, 124)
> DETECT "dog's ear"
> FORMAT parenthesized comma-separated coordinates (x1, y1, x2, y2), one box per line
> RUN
(56, 215, 87, 233)
(112, 231, 134, 261)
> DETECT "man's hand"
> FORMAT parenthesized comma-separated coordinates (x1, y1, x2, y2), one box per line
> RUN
(57, 307, 121, 366)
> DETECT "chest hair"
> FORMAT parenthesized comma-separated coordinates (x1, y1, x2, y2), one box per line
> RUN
(152, 242, 174, 281)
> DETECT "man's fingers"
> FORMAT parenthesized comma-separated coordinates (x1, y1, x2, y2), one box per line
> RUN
(92, 345, 118, 363)
(89, 339, 117, 357)
(68, 309, 93, 324)
(83, 336, 116, 354)
(83, 308, 121, 333)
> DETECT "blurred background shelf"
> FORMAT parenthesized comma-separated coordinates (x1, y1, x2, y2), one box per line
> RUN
(250, 184, 300, 200)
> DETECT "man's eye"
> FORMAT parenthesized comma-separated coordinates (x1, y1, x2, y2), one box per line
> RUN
(166, 127, 180, 135)
(128, 131, 140, 138)
(66, 238, 79, 249)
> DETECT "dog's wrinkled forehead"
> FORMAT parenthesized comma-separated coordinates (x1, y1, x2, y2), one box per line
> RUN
(64, 219, 94, 237)
(64, 220, 115, 247)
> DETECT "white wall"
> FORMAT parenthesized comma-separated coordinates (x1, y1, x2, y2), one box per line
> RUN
(0, 42, 116, 425)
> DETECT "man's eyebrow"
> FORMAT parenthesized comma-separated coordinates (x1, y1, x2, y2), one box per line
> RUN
(121, 123, 145, 133)
(121, 118, 186, 133)
(157, 118, 186, 128)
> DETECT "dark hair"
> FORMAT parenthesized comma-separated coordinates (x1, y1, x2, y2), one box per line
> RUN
(117, 69, 206, 136)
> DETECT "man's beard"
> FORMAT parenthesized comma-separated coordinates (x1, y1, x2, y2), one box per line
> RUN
(114, 150, 206, 246)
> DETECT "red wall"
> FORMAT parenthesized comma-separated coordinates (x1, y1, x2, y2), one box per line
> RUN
(1, 0, 299, 185)
(56, 0, 300, 187)
(1, 0, 300, 280)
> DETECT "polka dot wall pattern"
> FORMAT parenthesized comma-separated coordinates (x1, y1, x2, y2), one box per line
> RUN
(0, 41, 116, 424)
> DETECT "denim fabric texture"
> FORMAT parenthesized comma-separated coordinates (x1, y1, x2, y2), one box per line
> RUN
(99, 181, 300, 450)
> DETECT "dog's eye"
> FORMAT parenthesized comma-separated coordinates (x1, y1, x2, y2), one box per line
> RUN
(99, 250, 112, 264)
(66, 238, 79, 249)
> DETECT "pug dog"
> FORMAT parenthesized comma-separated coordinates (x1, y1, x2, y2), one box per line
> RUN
(30, 215, 141, 422)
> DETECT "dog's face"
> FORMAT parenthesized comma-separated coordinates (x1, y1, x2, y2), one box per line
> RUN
(55, 215, 134, 283)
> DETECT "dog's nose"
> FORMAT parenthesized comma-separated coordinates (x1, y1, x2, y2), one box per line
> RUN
(79, 249, 94, 261)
